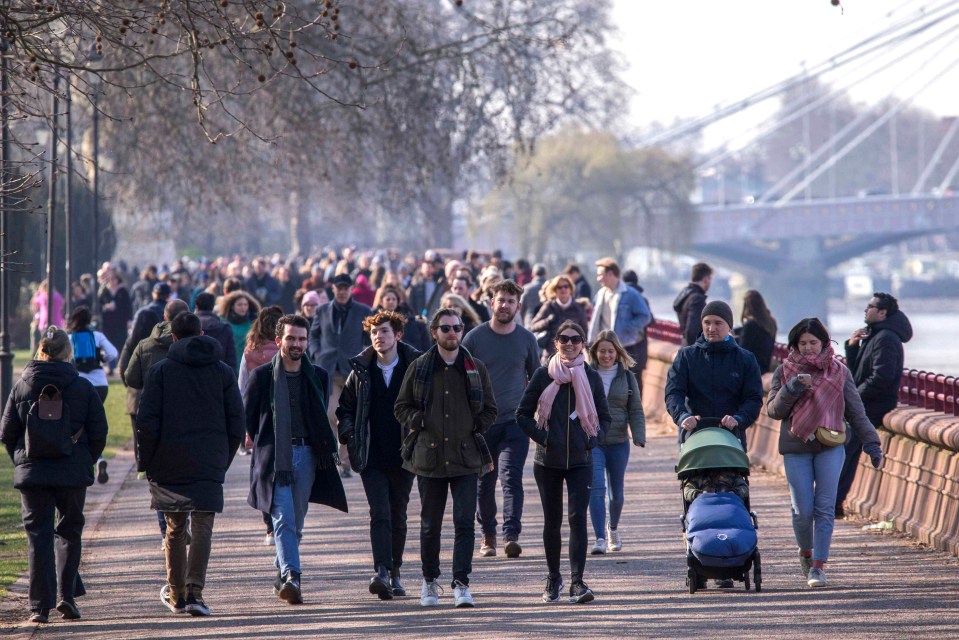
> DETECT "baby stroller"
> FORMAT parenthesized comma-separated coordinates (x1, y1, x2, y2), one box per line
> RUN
(676, 421, 761, 593)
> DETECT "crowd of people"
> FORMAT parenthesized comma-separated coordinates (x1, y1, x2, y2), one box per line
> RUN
(4, 248, 912, 623)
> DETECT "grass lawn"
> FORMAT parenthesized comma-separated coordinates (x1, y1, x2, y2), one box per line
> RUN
(0, 378, 132, 597)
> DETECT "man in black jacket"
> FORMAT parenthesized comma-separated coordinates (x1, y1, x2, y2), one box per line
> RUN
(137, 313, 244, 617)
(246, 314, 348, 605)
(336, 311, 420, 600)
(672, 262, 713, 347)
(193, 293, 237, 371)
(835, 292, 912, 516)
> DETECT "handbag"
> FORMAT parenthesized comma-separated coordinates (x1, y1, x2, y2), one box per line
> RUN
(815, 426, 845, 447)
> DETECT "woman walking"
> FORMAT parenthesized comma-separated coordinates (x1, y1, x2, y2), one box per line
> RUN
(217, 290, 260, 374)
(516, 320, 610, 604)
(97, 272, 132, 375)
(586, 330, 645, 554)
(766, 318, 883, 588)
(529, 275, 588, 364)
(735, 290, 778, 373)
(237, 305, 283, 392)
(66, 306, 118, 484)
(0, 328, 108, 623)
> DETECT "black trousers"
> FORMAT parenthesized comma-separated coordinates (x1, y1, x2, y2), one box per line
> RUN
(361, 466, 415, 572)
(534, 464, 592, 584)
(21, 486, 87, 611)
(417, 474, 477, 587)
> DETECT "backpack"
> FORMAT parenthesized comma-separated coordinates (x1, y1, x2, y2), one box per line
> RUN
(72, 330, 102, 373)
(25, 382, 81, 459)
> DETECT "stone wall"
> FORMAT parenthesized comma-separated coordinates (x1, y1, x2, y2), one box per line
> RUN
(642, 338, 959, 556)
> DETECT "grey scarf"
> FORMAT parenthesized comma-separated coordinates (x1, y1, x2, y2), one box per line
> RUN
(272, 360, 294, 487)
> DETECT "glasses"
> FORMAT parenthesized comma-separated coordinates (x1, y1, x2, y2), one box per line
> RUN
(556, 334, 584, 345)
(865, 304, 879, 310)
(556, 284, 572, 290)
(437, 324, 464, 334)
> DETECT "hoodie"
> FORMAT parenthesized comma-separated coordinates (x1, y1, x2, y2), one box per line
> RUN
(844, 309, 913, 421)
(123, 320, 176, 415)
(673, 283, 707, 346)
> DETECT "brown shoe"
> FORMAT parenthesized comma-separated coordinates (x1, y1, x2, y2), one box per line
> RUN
(480, 534, 496, 557)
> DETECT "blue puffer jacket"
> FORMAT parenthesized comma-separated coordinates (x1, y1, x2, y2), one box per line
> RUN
(664, 336, 764, 450)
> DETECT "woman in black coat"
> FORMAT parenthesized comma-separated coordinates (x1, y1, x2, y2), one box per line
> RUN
(0, 328, 108, 623)
(516, 320, 610, 605)
(529, 275, 589, 364)
(734, 289, 777, 374)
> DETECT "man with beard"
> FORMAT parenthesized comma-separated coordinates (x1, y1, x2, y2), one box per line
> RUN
(245, 315, 348, 604)
(336, 311, 421, 600)
(394, 309, 497, 608)
(462, 280, 539, 559)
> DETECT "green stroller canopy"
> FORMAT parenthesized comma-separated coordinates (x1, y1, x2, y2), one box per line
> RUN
(675, 427, 751, 478)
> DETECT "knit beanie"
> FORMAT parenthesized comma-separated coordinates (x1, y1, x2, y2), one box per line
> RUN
(701, 300, 733, 328)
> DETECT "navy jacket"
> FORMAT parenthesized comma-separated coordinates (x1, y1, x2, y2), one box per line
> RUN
(308, 299, 373, 377)
(516, 364, 611, 469)
(665, 336, 764, 450)
(673, 283, 707, 347)
(0, 361, 108, 489)
(137, 336, 244, 512)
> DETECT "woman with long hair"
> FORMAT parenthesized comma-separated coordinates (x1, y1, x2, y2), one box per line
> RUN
(0, 327, 108, 623)
(530, 275, 589, 364)
(736, 289, 778, 373)
(217, 290, 260, 374)
(516, 320, 610, 604)
(586, 330, 645, 554)
(440, 293, 481, 335)
(766, 318, 883, 589)
(237, 305, 284, 392)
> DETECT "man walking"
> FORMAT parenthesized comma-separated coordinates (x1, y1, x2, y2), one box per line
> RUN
(519, 264, 547, 326)
(835, 292, 911, 516)
(395, 309, 497, 608)
(673, 262, 712, 347)
(193, 292, 237, 371)
(246, 315, 348, 604)
(336, 311, 421, 600)
(136, 313, 245, 617)
(461, 279, 539, 559)
(309, 273, 372, 477)
(588, 258, 652, 371)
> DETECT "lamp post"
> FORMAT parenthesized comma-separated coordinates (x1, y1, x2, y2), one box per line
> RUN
(64, 79, 72, 317)
(90, 70, 101, 323)
(0, 33, 12, 406)
(45, 68, 60, 329)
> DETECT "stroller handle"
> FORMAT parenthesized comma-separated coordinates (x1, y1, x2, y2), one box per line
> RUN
(696, 417, 724, 427)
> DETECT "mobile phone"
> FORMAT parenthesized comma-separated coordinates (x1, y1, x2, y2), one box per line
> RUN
(798, 374, 812, 382)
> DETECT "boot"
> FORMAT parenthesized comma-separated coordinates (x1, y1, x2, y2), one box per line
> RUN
(369, 566, 393, 600)
(390, 570, 407, 597)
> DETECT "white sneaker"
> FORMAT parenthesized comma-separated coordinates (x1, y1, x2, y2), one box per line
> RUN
(452, 581, 474, 608)
(607, 527, 622, 552)
(420, 579, 441, 606)
(591, 538, 607, 555)
(807, 567, 828, 588)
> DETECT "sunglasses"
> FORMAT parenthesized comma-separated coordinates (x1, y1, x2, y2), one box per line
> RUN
(556, 284, 572, 290)
(438, 324, 464, 334)
(556, 334, 584, 345)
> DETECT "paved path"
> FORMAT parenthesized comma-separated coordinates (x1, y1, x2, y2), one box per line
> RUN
(3, 431, 958, 639)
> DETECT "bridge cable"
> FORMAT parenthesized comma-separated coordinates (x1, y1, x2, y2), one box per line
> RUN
(912, 117, 959, 194)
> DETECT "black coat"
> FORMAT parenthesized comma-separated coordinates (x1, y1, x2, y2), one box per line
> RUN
(735, 319, 776, 374)
(673, 283, 707, 347)
(516, 364, 611, 469)
(136, 336, 244, 512)
(308, 299, 373, 377)
(335, 342, 421, 473)
(845, 310, 913, 424)
(1, 360, 108, 489)
(244, 359, 348, 514)
(665, 336, 764, 450)
(196, 310, 238, 370)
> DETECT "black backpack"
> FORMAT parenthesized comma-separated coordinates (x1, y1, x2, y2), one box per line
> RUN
(25, 382, 81, 459)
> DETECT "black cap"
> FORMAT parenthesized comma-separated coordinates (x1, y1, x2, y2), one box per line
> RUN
(332, 274, 353, 288)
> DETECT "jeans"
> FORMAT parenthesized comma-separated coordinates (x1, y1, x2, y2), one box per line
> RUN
(783, 445, 845, 562)
(164, 511, 214, 591)
(476, 419, 530, 539)
(21, 487, 86, 611)
(271, 445, 316, 577)
(534, 464, 591, 583)
(418, 474, 477, 588)
(589, 441, 631, 539)
(360, 466, 415, 572)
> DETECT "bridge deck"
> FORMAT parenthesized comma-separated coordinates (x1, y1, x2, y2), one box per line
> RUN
(3, 431, 958, 639)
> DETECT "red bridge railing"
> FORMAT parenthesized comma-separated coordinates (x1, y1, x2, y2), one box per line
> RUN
(647, 319, 959, 417)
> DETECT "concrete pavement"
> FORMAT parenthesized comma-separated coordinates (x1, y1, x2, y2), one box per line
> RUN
(2, 431, 958, 639)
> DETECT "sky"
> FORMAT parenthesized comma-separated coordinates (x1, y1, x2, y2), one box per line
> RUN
(611, 0, 958, 145)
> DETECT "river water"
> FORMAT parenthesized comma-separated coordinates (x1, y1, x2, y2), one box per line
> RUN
(647, 296, 958, 376)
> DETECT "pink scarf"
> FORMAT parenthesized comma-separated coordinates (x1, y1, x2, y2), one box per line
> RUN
(535, 352, 599, 437)
(781, 344, 846, 442)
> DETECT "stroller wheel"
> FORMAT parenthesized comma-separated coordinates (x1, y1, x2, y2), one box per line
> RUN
(744, 570, 751, 591)
(687, 568, 698, 594)
(754, 550, 763, 593)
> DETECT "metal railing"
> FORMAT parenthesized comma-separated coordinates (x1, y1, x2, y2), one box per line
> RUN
(647, 319, 959, 417)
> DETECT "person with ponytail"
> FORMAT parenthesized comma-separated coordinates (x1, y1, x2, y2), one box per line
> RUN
(766, 317, 883, 589)
(516, 320, 610, 604)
